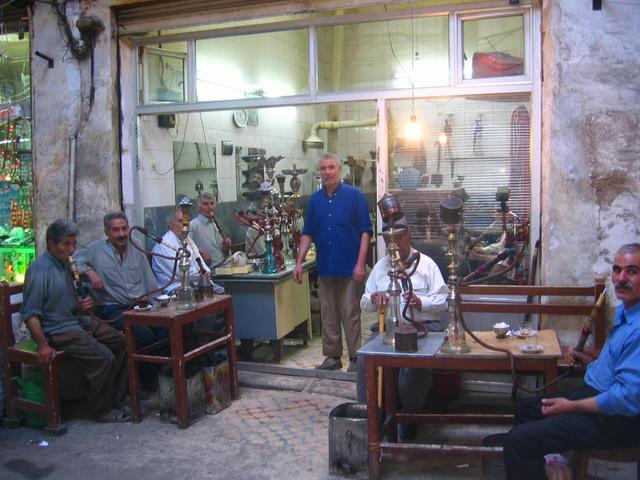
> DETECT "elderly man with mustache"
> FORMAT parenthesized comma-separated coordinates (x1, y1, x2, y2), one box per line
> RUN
(503, 243, 640, 479)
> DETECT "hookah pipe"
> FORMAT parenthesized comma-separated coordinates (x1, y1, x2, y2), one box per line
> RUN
(210, 214, 231, 257)
(128, 226, 183, 301)
(68, 257, 89, 299)
(232, 209, 266, 258)
(67, 256, 120, 325)
(574, 288, 607, 354)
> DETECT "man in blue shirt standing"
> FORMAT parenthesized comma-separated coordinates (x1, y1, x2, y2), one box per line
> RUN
(294, 153, 372, 372)
(503, 243, 640, 479)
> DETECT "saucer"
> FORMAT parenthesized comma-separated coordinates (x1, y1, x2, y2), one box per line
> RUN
(514, 329, 536, 339)
(133, 304, 152, 312)
(520, 344, 544, 354)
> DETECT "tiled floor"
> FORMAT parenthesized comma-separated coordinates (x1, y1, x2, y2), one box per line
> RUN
(241, 300, 378, 372)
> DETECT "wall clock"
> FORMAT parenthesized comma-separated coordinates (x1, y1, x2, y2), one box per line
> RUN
(233, 109, 248, 128)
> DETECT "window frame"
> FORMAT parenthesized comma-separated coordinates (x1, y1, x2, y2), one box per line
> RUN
(122, 1, 541, 261)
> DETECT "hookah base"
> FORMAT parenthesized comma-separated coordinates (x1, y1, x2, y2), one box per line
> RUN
(394, 324, 418, 352)
(439, 341, 471, 354)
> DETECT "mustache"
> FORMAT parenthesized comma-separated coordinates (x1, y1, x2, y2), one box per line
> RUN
(615, 281, 632, 290)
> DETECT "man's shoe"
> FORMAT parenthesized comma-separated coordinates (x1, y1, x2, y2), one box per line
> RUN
(399, 422, 418, 441)
(315, 357, 342, 370)
(347, 358, 357, 373)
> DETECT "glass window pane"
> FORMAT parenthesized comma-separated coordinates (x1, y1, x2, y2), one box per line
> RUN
(387, 94, 531, 284)
(196, 29, 309, 101)
(463, 15, 525, 80)
(142, 43, 187, 104)
(318, 15, 449, 93)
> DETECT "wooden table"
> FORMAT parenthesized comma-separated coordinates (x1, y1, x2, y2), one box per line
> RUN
(123, 295, 239, 428)
(360, 330, 562, 479)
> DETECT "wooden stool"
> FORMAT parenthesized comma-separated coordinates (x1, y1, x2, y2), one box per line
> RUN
(574, 446, 640, 480)
(1, 282, 68, 435)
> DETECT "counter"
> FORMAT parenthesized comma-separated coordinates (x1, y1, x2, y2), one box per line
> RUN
(213, 260, 315, 361)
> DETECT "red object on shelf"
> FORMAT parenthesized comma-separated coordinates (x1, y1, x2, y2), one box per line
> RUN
(472, 52, 524, 78)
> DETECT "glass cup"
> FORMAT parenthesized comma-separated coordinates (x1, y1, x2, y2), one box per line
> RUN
(526, 330, 538, 349)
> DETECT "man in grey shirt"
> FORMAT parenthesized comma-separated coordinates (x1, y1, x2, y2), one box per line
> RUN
(189, 193, 231, 267)
(74, 212, 167, 348)
(22, 219, 129, 423)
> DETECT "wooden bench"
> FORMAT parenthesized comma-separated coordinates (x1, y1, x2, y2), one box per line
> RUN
(458, 279, 607, 373)
(0, 281, 68, 435)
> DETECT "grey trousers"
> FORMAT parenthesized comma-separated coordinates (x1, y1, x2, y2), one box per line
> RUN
(318, 276, 364, 359)
(49, 319, 128, 414)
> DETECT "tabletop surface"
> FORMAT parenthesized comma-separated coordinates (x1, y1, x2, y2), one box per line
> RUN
(212, 260, 315, 281)
(123, 294, 231, 320)
(358, 329, 561, 359)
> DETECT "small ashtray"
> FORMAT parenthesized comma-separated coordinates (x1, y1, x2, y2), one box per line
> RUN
(133, 303, 152, 312)
(156, 294, 170, 307)
(520, 344, 544, 354)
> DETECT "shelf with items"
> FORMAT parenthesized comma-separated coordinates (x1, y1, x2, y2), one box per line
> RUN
(236, 148, 266, 202)
(1, 112, 35, 283)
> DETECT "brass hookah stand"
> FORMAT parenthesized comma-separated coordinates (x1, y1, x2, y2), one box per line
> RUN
(377, 193, 418, 353)
(176, 198, 196, 310)
(439, 194, 470, 353)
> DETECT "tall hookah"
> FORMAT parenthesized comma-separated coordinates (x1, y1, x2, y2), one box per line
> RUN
(439, 194, 470, 353)
(176, 198, 197, 310)
(281, 163, 307, 265)
(377, 193, 418, 351)
(261, 207, 278, 274)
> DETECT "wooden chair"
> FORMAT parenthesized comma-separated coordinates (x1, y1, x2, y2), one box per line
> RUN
(458, 280, 639, 477)
(1, 281, 68, 435)
(458, 278, 607, 373)
(574, 446, 640, 480)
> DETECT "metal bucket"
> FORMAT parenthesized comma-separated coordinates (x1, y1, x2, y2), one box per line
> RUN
(329, 402, 368, 477)
(482, 433, 507, 480)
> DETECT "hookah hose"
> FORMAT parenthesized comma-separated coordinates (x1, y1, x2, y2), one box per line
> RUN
(460, 242, 526, 287)
(232, 210, 265, 259)
(388, 251, 428, 338)
(128, 226, 183, 302)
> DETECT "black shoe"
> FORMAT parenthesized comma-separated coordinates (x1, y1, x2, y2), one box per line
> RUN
(399, 422, 418, 441)
(315, 357, 342, 370)
(347, 358, 357, 373)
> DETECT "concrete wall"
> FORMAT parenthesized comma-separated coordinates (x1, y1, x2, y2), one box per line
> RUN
(540, 1, 640, 335)
(32, 1, 120, 249)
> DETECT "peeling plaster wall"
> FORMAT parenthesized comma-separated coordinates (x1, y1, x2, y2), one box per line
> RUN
(541, 1, 640, 338)
(32, 1, 121, 250)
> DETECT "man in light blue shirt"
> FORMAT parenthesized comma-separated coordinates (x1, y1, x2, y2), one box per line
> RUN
(504, 243, 640, 479)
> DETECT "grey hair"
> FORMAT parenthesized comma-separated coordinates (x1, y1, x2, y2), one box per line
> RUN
(46, 218, 79, 245)
(617, 243, 640, 255)
(167, 207, 183, 227)
(199, 192, 215, 204)
(103, 211, 128, 231)
(317, 153, 341, 169)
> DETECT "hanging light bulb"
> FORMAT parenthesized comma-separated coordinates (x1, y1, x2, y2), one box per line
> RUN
(405, 0, 422, 142)
(405, 114, 422, 141)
